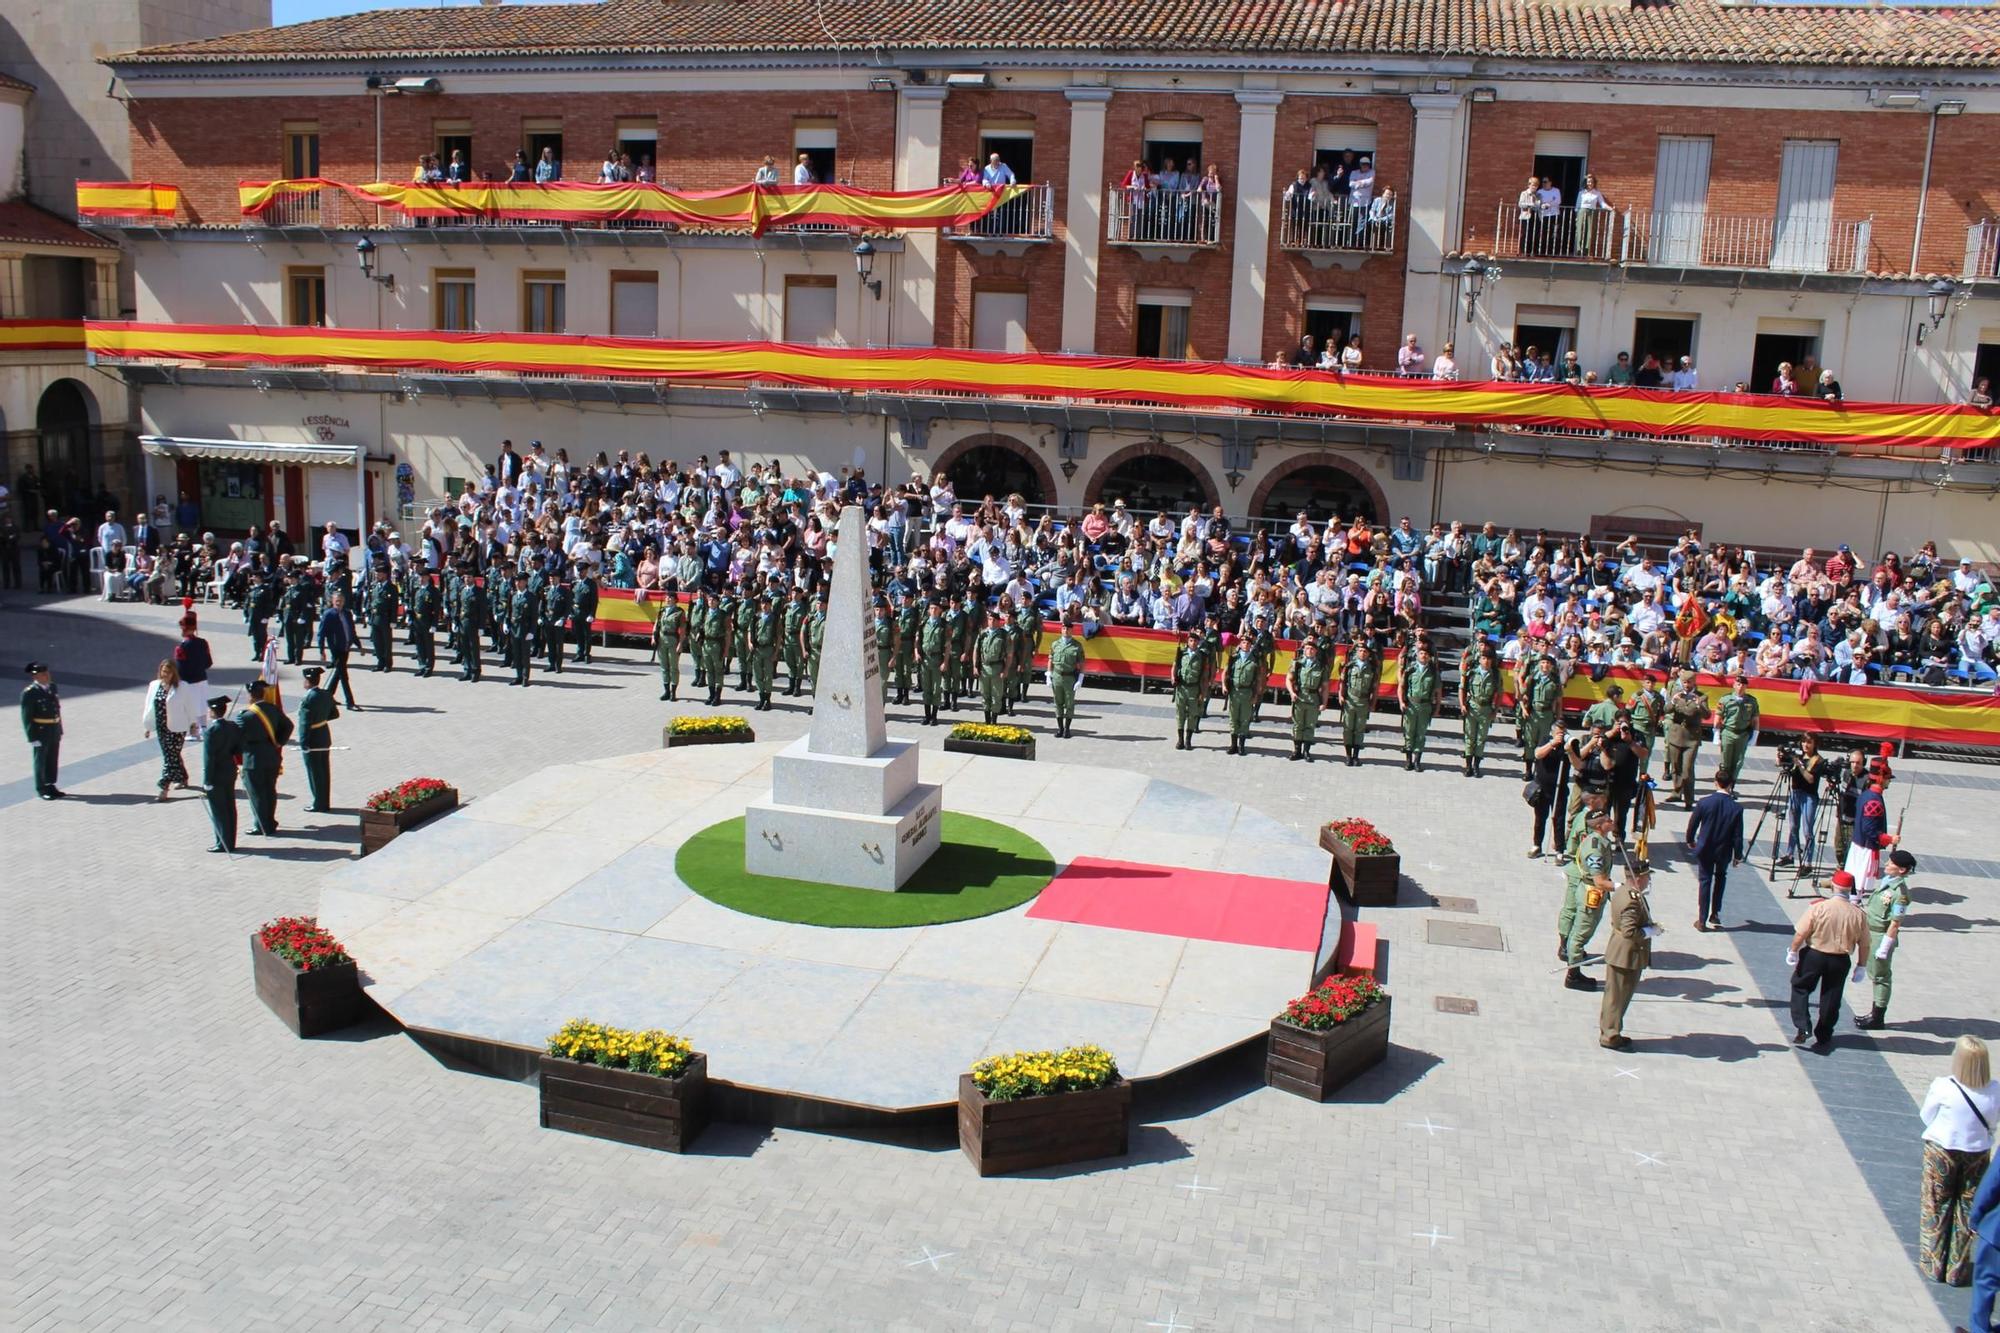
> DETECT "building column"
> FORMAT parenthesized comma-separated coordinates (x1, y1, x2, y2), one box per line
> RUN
(1060, 88, 1112, 354)
(893, 86, 949, 349)
(1402, 93, 1467, 359)
(1226, 91, 1283, 364)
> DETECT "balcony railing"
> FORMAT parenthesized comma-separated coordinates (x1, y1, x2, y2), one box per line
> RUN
(1106, 184, 1222, 247)
(241, 190, 377, 230)
(1278, 199, 1395, 255)
(1966, 221, 1999, 279)
(942, 182, 1054, 242)
(1487, 203, 1619, 263)
(1484, 202, 1873, 273)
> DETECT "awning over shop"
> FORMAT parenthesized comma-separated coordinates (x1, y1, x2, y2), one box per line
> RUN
(140, 435, 358, 467)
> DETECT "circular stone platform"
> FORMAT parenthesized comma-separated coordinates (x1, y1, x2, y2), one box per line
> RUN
(314, 740, 1339, 1113)
(676, 814, 1054, 928)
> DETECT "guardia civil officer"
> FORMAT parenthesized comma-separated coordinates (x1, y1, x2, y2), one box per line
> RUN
(295, 665, 340, 813)
(20, 661, 63, 799)
(200, 695, 242, 853)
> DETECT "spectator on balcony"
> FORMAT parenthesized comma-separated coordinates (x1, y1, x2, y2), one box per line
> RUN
(1536, 175, 1562, 252)
(755, 155, 781, 186)
(1347, 156, 1376, 214)
(954, 156, 981, 186)
(793, 153, 816, 186)
(1432, 341, 1459, 380)
(1561, 350, 1584, 384)
(599, 151, 624, 183)
(1368, 187, 1396, 247)
(1340, 336, 1364, 374)
(1772, 362, 1800, 396)
(1634, 353, 1666, 389)
(1607, 352, 1634, 385)
(1397, 335, 1425, 378)
(982, 153, 1016, 189)
(1284, 168, 1312, 231)
(1668, 357, 1698, 391)
(1491, 341, 1516, 380)
(445, 149, 469, 185)
(509, 149, 531, 183)
(534, 147, 561, 183)
(636, 155, 656, 184)
(1199, 162, 1223, 218)
(1516, 174, 1541, 255)
(1575, 174, 1611, 257)
(1288, 334, 1318, 370)
(1970, 376, 1993, 408)
(1819, 369, 1844, 403)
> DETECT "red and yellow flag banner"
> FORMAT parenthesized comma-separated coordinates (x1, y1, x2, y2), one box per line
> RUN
(0, 320, 87, 352)
(76, 181, 182, 220)
(234, 177, 1025, 235)
(83, 319, 2000, 452)
(592, 592, 2000, 748)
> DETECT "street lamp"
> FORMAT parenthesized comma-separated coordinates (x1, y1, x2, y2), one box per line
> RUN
(852, 238, 882, 301)
(354, 236, 395, 290)
(1915, 278, 1957, 346)
(1460, 256, 1500, 321)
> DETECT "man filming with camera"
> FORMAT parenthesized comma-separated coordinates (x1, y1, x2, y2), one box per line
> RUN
(1776, 733, 1829, 875)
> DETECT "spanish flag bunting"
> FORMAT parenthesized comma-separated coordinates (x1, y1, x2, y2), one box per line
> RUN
(75, 181, 182, 220)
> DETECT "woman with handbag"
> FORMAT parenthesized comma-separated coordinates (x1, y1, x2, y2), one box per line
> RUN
(139, 659, 203, 800)
(1921, 1035, 1999, 1286)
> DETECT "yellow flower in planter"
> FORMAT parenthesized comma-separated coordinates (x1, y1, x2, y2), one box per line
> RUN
(668, 715, 754, 737)
(949, 723, 1034, 746)
(970, 1043, 1118, 1100)
(546, 1018, 694, 1078)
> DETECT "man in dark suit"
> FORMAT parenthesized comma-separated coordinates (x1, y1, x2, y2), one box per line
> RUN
(131, 511, 161, 557)
(1970, 1149, 2000, 1332)
(1685, 769, 1744, 932)
(235, 679, 294, 836)
(200, 696, 242, 853)
(316, 586, 360, 709)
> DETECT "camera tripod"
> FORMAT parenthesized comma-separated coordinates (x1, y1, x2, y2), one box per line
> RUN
(1747, 767, 1841, 898)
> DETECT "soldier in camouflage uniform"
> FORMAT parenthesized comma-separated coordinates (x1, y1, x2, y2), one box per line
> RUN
(1337, 640, 1378, 767)
(1459, 641, 1499, 776)
(1224, 637, 1263, 756)
(654, 589, 687, 701)
(1171, 629, 1205, 751)
(1287, 637, 1329, 762)
(1046, 618, 1084, 738)
(918, 598, 951, 726)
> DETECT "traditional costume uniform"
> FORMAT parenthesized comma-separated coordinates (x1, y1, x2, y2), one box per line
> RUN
(1843, 781, 1895, 899)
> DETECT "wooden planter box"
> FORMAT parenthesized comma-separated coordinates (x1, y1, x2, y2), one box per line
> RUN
(1265, 997, 1393, 1102)
(539, 1052, 708, 1153)
(359, 786, 458, 856)
(250, 935, 368, 1037)
(957, 1074, 1129, 1176)
(1321, 828, 1401, 906)
(663, 727, 755, 749)
(943, 737, 1036, 762)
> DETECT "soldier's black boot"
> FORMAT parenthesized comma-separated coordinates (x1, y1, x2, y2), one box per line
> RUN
(1464, 756, 1474, 776)
(760, 693, 772, 711)
(1564, 968, 1601, 992)
(1856, 1008, 1885, 1031)
(1304, 743, 1314, 763)
(708, 687, 722, 707)
(660, 688, 670, 700)
(1404, 752, 1415, 771)
(1412, 752, 1422, 773)
(1290, 743, 1302, 762)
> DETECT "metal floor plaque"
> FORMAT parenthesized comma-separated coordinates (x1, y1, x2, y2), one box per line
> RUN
(1435, 996, 1481, 1015)
(1426, 918, 1505, 951)
(1431, 896, 1479, 914)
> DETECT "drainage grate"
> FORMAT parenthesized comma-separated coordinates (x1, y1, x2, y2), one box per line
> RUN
(1434, 996, 1480, 1015)
(1425, 918, 1506, 951)
(1431, 896, 1479, 914)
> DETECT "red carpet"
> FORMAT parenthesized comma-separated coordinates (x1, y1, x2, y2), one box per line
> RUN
(1026, 857, 1329, 951)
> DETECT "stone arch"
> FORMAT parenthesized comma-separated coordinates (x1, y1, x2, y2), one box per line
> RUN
(36, 378, 102, 516)
(1083, 438, 1220, 512)
(930, 432, 1056, 509)
(1247, 450, 1390, 526)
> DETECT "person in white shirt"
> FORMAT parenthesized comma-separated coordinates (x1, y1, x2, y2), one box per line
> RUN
(96, 511, 128, 551)
(1920, 1035, 1998, 1286)
(1396, 334, 1425, 377)
(320, 521, 350, 568)
(713, 451, 742, 489)
(1347, 158, 1375, 213)
(1431, 342, 1458, 381)
(793, 153, 816, 186)
(980, 153, 1015, 188)
(1670, 356, 1698, 391)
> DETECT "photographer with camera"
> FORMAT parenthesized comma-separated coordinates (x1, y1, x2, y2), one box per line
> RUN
(1832, 746, 1868, 869)
(1606, 711, 1648, 844)
(1568, 718, 1613, 813)
(1526, 720, 1571, 860)
(1776, 733, 1829, 872)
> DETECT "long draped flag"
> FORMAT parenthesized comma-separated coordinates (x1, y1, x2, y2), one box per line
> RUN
(589, 591, 2000, 747)
(81, 319, 2000, 451)
(233, 177, 1026, 235)
(75, 181, 181, 220)
(0, 320, 86, 352)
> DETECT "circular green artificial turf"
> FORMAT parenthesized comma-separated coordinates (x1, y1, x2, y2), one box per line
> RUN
(675, 813, 1055, 928)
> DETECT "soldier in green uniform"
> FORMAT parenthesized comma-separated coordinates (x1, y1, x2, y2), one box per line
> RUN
(199, 695, 241, 853)
(1171, 629, 1205, 750)
(19, 661, 63, 799)
(410, 574, 440, 677)
(699, 588, 730, 706)
(1560, 808, 1618, 992)
(752, 593, 781, 710)
(939, 595, 966, 711)
(688, 591, 711, 690)
(456, 575, 487, 682)
(244, 570, 276, 663)
(1047, 617, 1085, 738)
(1459, 642, 1500, 776)
(236, 678, 294, 836)
(955, 591, 981, 709)
(1398, 641, 1442, 772)
(1714, 673, 1759, 786)
(1337, 640, 1378, 767)
(1857, 848, 1915, 1030)
(507, 572, 537, 687)
(1661, 670, 1711, 808)
(541, 575, 572, 674)
(1224, 636, 1263, 756)
(807, 594, 829, 694)
(781, 586, 809, 695)
(893, 592, 922, 707)
(1287, 637, 1329, 762)
(1011, 598, 1040, 711)
(279, 570, 317, 666)
(872, 597, 896, 705)
(736, 586, 758, 693)
(366, 570, 398, 672)
(654, 588, 687, 701)
(1194, 619, 1222, 733)
(1580, 684, 1624, 732)
(570, 565, 598, 664)
(1629, 673, 1665, 776)
(975, 607, 1011, 725)
(1521, 656, 1563, 780)
(295, 665, 339, 813)
(918, 598, 951, 725)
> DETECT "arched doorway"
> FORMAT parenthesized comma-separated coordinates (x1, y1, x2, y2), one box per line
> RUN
(36, 380, 99, 518)
(1084, 440, 1218, 513)
(1248, 453, 1387, 527)
(938, 435, 1051, 508)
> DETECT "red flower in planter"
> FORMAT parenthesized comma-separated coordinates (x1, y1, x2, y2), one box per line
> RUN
(1325, 817, 1396, 857)
(1279, 974, 1385, 1031)
(364, 777, 452, 814)
(257, 916, 353, 971)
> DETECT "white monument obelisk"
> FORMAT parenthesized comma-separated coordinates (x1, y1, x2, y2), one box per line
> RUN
(743, 505, 943, 890)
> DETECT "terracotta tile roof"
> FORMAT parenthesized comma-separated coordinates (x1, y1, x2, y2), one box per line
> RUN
(0, 201, 118, 251)
(106, 0, 2000, 72)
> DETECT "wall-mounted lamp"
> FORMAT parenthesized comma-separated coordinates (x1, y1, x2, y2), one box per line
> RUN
(354, 236, 395, 290)
(1224, 468, 1244, 492)
(1059, 458, 1079, 481)
(1915, 277, 1957, 346)
(1459, 255, 1500, 321)
(852, 238, 882, 301)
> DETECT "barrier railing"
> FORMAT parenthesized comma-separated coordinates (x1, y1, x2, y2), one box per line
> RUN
(1488, 202, 1618, 263)
(1278, 199, 1395, 255)
(943, 182, 1054, 241)
(1480, 202, 1874, 273)
(1106, 183, 1222, 246)
(1967, 220, 1999, 280)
